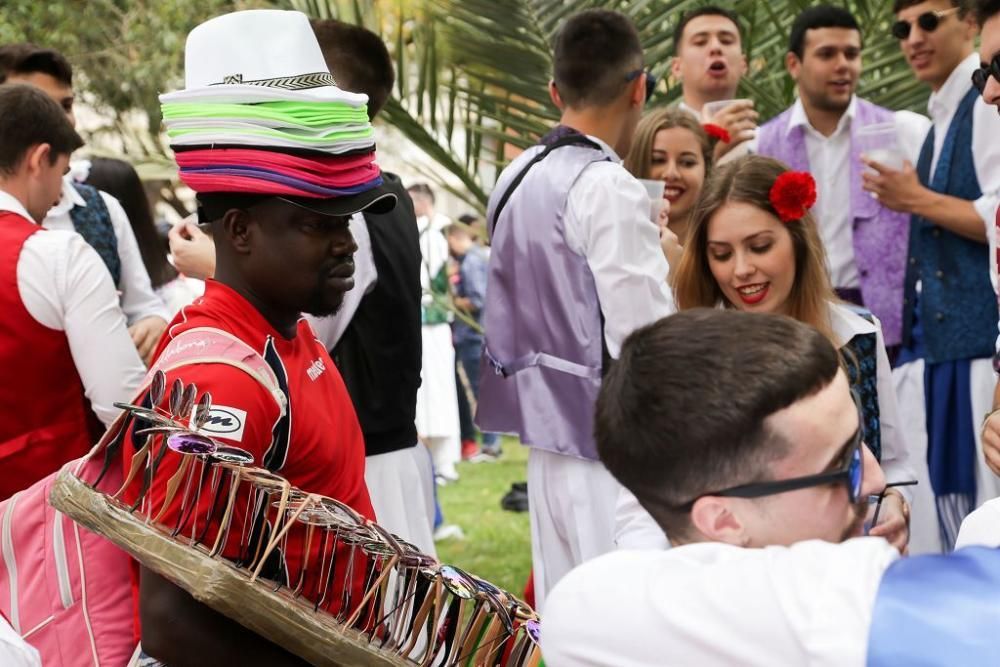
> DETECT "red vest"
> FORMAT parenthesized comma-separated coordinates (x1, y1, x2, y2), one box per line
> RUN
(0, 211, 96, 499)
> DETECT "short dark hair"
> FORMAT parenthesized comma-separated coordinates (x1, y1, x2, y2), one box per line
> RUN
(789, 5, 861, 59)
(976, 0, 1000, 25)
(892, 0, 970, 16)
(406, 182, 435, 203)
(595, 309, 841, 538)
(673, 5, 744, 56)
(309, 19, 395, 121)
(0, 83, 82, 175)
(0, 43, 72, 86)
(552, 9, 643, 108)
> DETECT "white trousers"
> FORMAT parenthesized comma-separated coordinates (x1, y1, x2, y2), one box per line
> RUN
(365, 444, 437, 557)
(415, 324, 461, 478)
(527, 448, 621, 612)
(893, 357, 1000, 554)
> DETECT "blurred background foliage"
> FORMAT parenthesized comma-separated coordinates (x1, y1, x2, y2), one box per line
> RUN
(1, 1, 927, 209)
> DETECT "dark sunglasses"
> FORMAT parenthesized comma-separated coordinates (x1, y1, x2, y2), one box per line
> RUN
(626, 68, 658, 103)
(972, 54, 1000, 94)
(891, 7, 960, 40)
(676, 399, 866, 510)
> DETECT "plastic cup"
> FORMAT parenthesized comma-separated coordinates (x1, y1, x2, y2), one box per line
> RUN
(857, 122, 905, 171)
(638, 178, 665, 222)
(702, 98, 753, 122)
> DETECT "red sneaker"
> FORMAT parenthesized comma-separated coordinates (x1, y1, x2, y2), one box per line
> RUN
(461, 439, 478, 460)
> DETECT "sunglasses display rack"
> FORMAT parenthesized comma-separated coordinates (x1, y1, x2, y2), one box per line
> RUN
(49, 371, 542, 667)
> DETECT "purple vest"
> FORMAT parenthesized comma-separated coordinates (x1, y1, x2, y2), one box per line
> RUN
(476, 142, 610, 460)
(757, 99, 909, 346)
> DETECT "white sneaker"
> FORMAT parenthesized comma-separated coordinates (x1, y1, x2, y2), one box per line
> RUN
(433, 524, 465, 541)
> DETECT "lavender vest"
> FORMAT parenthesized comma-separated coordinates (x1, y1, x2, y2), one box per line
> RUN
(757, 99, 910, 347)
(476, 140, 610, 460)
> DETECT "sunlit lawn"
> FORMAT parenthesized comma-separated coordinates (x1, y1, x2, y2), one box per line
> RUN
(435, 438, 532, 596)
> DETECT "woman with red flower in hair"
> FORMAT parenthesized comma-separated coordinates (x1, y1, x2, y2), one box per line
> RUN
(624, 108, 714, 273)
(614, 155, 916, 555)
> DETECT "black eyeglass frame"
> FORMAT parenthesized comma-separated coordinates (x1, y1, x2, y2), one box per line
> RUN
(869, 480, 918, 528)
(972, 54, 1000, 94)
(625, 68, 657, 103)
(673, 399, 865, 512)
(891, 7, 960, 41)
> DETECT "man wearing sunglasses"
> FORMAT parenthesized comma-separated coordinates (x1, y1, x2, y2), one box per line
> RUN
(862, 0, 1000, 555)
(542, 309, 1000, 666)
(477, 9, 674, 609)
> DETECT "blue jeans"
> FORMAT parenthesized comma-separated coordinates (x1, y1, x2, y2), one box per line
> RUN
(455, 338, 499, 450)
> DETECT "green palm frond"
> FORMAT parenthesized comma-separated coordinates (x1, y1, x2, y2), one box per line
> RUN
(289, 0, 931, 212)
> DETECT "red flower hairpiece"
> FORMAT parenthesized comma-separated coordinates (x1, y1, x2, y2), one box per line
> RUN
(702, 123, 731, 144)
(769, 171, 817, 222)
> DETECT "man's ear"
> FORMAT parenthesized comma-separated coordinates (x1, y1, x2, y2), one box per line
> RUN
(221, 208, 253, 255)
(671, 56, 683, 82)
(629, 73, 646, 107)
(690, 496, 750, 546)
(548, 80, 565, 110)
(24, 143, 52, 177)
(785, 51, 801, 80)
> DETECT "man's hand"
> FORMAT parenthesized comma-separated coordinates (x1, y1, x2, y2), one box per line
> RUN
(169, 219, 217, 280)
(983, 381, 1000, 476)
(129, 316, 167, 365)
(869, 490, 910, 555)
(860, 159, 927, 213)
(707, 100, 757, 160)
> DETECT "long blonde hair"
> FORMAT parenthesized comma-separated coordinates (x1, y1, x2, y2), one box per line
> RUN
(624, 107, 713, 179)
(673, 155, 838, 344)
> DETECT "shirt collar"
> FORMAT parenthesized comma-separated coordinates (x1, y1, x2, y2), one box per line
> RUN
(829, 301, 877, 342)
(46, 174, 86, 219)
(584, 134, 621, 162)
(0, 189, 37, 222)
(677, 100, 701, 120)
(927, 52, 979, 121)
(787, 96, 857, 138)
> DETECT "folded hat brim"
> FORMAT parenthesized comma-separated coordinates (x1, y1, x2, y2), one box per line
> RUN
(279, 186, 397, 217)
(160, 84, 367, 107)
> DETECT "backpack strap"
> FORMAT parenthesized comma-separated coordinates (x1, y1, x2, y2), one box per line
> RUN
(489, 134, 602, 229)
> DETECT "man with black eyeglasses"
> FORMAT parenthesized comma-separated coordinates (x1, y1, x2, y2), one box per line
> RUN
(541, 309, 1000, 666)
(862, 0, 1000, 555)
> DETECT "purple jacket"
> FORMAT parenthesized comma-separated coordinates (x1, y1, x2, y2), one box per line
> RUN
(757, 99, 909, 346)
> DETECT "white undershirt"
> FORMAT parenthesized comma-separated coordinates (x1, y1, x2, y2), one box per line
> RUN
(0, 614, 39, 667)
(1, 190, 146, 427)
(541, 538, 899, 667)
(306, 212, 377, 349)
(563, 135, 675, 358)
(45, 175, 170, 325)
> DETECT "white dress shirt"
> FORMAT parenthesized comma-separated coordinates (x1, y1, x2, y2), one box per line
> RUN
(306, 213, 377, 349)
(542, 538, 900, 667)
(2, 190, 146, 427)
(563, 135, 675, 358)
(614, 302, 914, 551)
(778, 98, 929, 288)
(45, 176, 170, 326)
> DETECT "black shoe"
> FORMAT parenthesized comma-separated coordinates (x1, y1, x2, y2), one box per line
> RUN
(501, 484, 529, 512)
(511, 481, 527, 493)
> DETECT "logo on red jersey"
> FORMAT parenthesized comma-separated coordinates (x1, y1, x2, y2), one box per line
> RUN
(306, 357, 326, 381)
(192, 405, 248, 441)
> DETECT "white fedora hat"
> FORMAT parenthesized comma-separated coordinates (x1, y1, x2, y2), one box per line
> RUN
(159, 9, 368, 106)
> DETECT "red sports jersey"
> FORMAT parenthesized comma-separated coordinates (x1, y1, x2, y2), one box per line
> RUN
(122, 280, 375, 617)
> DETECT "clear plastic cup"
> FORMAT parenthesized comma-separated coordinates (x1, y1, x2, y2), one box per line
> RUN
(702, 98, 753, 122)
(638, 178, 666, 222)
(857, 122, 905, 171)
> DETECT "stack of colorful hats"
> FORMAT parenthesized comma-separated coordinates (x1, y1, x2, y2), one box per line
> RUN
(159, 9, 393, 213)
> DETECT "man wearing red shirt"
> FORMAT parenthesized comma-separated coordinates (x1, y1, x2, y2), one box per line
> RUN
(130, 187, 394, 666)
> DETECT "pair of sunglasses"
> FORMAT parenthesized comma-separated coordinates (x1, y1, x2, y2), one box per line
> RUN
(891, 7, 960, 40)
(973, 54, 1000, 94)
(626, 68, 658, 103)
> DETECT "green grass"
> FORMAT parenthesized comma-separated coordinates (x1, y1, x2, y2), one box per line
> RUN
(435, 438, 531, 596)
